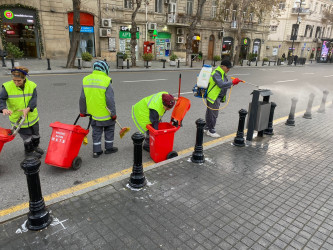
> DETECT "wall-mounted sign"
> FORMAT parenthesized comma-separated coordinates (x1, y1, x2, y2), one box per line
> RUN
(0, 8, 36, 24)
(4, 10, 13, 19)
(108, 38, 116, 51)
(69, 25, 94, 33)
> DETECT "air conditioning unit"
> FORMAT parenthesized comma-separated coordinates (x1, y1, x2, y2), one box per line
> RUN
(99, 28, 111, 37)
(177, 36, 184, 43)
(177, 28, 184, 35)
(148, 22, 157, 30)
(219, 30, 224, 39)
(101, 19, 112, 28)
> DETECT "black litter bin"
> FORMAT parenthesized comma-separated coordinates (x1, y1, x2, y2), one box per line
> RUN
(116, 53, 124, 69)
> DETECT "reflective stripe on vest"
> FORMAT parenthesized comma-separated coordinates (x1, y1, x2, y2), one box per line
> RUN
(207, 67, 225, 104)
(3, 79, 39, 128)
(83, 71, 112, 121)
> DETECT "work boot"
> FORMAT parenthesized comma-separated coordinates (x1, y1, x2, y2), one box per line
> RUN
(206, 131, 221, 138)
(24, 141, 42, 159)
(32, 137, 44, 155)
(93, 151, 103, 158)
(105, 147, 118, 154)
(143, 145, 150, 152)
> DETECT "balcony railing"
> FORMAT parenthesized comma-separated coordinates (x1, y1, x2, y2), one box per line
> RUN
(290, 35, 298, 40)
(231, 21, 237, 29)
(166, 13, 193, 25)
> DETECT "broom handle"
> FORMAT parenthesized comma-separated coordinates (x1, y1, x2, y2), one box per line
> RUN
(115, 119, 123, 129)
(178, 73, 181, 98)
(106, 106, 123, 129)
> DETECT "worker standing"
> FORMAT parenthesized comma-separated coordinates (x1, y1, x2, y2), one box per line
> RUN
(132, 92, 176, 152)
(204, 60, 241, 138)
(0, 66, 43, 158)
(79, 60, 118, 158)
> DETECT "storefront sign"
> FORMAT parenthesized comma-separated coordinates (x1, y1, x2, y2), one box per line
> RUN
(108, 38, 116, 52)
(1, 8, 36, 24)
(69, 25, 94, 33)
(119, 31, 139, 39)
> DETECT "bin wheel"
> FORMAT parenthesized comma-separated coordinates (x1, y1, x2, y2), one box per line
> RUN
(167, 151, 178, 159)
(72, 157, 82, 170)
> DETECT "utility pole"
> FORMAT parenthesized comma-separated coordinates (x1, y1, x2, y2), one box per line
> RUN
(290, 0, 303, 58)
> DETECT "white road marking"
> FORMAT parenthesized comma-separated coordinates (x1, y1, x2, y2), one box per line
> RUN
(282, 71, 295, 73)
(303, 73, 315, 75)
(323, 75, 333, 78)
(172, 91, 193, 96)
(275, 79, 298, 83)
(122, 79, 168, 83)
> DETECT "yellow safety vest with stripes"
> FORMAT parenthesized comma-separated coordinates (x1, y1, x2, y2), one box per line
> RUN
(207, 66, 225, 104)
(83, 70, 112, 121)
(3, 79, 39, 128)
(132, 91, 167, 133)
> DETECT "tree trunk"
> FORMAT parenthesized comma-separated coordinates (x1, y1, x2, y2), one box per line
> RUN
(66, 0, 81, 68)
(233, 2, 243, 66)
(185, 0, 206, 66)
(130, 0, 142, 67)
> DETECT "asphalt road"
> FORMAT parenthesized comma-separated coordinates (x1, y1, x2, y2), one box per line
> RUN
(0, 64, 332, 212)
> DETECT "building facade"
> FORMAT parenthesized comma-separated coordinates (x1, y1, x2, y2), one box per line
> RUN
(4, 0, 329, 62)
(267, 0, 333, 62)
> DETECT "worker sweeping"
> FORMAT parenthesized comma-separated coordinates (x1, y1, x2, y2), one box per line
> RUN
(79, 60, 118, 158)
(0, 66, 43, 158)
(204, 60, 242, 138)
(132, 92, 176, 152)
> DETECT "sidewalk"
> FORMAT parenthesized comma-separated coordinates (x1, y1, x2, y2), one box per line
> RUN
(0, 58, 301, 75)
(1, 105, 333, 249)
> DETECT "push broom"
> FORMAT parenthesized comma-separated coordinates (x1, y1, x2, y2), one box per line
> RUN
(106, 107, 130, 139)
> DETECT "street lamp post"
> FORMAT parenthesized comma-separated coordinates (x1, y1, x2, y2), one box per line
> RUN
(290, 0, 303, 61)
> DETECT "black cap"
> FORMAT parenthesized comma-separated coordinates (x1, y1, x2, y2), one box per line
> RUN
(221, 60, 233, 68)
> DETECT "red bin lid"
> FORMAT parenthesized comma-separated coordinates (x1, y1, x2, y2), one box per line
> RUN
(50, 122, 89, 135)
(171, 97, 191, 123)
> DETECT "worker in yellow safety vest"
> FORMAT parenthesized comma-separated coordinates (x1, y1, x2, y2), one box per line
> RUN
(80, 60, 118, 158)
(132, 92, 176, 152)
(204, 60, 241, 138)
(0, 66, 43, 158)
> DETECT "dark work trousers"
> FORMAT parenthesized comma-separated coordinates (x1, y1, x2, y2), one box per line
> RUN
(18, 122, 40, 142)
(92, 124, 115, 153)
(144, 130, 150, 148)
(205, 97, 221, 133)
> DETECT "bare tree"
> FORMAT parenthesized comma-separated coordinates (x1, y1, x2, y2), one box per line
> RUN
(185, 0, 207, 66)
(130, 0, 143, 67)
(219, 0, 284, 65)
(66, 0, 81, 68)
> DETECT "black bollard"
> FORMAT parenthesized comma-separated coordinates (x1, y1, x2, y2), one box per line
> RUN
(11, 59, 14, 68)
(145, 61, 148, 69)
(269, 61, 271, 66)
(21, 157, 52, 231)
(129, 132, 146, 189)
(177, 60, 180, 68)
(47, 58, 51, 70)
(191, 119, 206, 163)
(213, 60, 216, 67)
(285, 97, 298, 126)
(303, 93, 315, 119)
(264, 102, 277, 135)
(256, 59, 258, 66)
(262, 60, 264, 66)
(163, 60, 165, 68)
(2, 56, 6, 67)
(317, 90, 329, 113)
(77, 58, 81, 70)
(104, 58, 106, 62)
(190, 59, 193, 68)
(127, 59, 129, 69)
(202, 60, 205, 67)
(233, 109, 248, 147)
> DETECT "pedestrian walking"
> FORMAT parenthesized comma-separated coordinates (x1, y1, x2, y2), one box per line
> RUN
(132, 92, 176, 152)
(294, 55, 298, 66)
(79, 60, 118, 158)
(204, 60, 241, 138)
(0, 66, 43, 158)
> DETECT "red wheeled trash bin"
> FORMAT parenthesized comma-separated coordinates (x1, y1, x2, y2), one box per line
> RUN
(147, 96, 191, 163)
(0, 128, 14, 154)
(45, 115, 91, 170)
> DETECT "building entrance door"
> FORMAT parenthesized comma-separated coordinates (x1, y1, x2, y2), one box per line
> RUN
(207, 35, 215, 60)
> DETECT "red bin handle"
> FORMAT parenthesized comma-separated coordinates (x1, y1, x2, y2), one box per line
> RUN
(74, 114, 92, 130)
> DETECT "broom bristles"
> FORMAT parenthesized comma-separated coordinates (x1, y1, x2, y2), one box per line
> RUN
(119, 127, 131, 139)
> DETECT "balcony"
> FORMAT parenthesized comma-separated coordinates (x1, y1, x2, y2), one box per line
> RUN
(242, 23, 255, 30)
(231, 21, 237, 29)
(166, 13, 192, 26)
(291, 8, 311, 14)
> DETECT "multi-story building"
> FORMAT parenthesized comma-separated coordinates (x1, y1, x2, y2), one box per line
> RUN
(267, 0, 333, 62)
(1, 0, 309, 63)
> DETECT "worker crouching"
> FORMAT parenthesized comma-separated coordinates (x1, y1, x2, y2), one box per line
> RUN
(0, 67, 43, 158)
(132, 92, 176, 152)
(79, 61, 118, 158)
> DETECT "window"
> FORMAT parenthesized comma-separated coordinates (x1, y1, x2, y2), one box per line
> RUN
(249, 13, 253, 22)
(124, 0, 132, 9)
(155, 0, 163, 13)
(224, 9, 229, 21)
(310, 25, 314, 37)
(314, 3, 317, 12)
(304, 25, 311, 37)
(291, 24, 299, 39)
(322, 27, 326, 37)
(187, 0, 193, 15)
(279, 1, 285, 10)
(315, 26, 321, 38)
(271, 25, 278, 31)
(211, 0, 217, 18)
